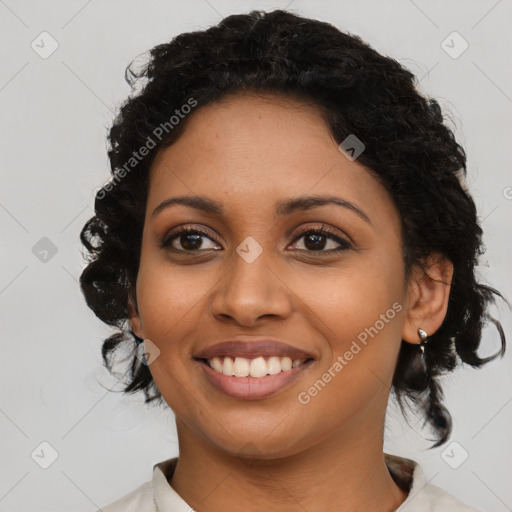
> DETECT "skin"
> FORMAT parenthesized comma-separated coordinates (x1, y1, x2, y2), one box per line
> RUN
(129, 92, 453, 512)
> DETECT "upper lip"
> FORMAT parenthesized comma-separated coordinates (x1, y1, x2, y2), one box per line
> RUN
(194, 337, 316, 361)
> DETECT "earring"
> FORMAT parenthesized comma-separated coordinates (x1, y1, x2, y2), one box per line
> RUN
(418, 328, 428, 354)
(130, 329, 144, 344)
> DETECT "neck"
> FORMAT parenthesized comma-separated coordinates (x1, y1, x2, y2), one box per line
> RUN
(169, 418, 408, 512)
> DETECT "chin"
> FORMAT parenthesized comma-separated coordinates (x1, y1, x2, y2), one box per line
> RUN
(200, 421, 308, 461)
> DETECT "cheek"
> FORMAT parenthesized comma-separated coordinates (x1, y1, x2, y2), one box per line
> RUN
(135, 264, 210, 411)
(134, 266, 214, 413)
(291, 289, 404, 445)
(301, 252, 404, 344)
(136, 258, 211, 343)
(298, 252, 406, 399)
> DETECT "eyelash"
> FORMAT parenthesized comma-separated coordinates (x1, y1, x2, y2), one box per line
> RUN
(160, 224, 352, 255)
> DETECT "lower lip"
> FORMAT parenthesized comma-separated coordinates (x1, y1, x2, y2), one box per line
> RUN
(196, 359, 314, 400)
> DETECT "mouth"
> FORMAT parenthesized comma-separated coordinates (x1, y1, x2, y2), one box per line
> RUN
(194, 356, 315, 400)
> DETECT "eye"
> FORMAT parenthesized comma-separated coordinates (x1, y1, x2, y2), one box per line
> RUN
(160, 224, 352, 255)
(289, 225, 352, 254)
(160, 226, 221, 252)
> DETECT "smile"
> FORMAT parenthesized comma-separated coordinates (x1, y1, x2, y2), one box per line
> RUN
(196, 356, 314, 400)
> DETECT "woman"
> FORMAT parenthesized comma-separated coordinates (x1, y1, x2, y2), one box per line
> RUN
(80, 9, 506, 511)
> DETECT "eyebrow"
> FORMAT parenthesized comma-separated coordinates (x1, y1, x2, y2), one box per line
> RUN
(151, 194, 372, 225)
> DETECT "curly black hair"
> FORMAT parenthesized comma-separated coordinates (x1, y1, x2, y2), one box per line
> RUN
(79, 9, 507, 447)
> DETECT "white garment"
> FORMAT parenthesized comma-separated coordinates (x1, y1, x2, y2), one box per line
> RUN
(98, 453, 480, 511)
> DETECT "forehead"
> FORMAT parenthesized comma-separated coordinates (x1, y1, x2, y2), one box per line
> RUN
(151, 92, 334, 181)
(147, 92, 395, 223)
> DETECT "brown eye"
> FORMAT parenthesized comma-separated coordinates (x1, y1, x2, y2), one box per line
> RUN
(290, 226, 351, 253)
(161, 227, 221, 252)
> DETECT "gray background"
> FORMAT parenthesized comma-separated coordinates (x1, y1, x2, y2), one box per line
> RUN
(1, 0, 511, 510)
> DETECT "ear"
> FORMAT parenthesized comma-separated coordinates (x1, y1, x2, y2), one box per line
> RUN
(401, 253, 454, 345)
(128, 292, 145, 339)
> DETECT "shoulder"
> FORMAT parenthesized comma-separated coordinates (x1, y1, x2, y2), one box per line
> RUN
(96, 481, 156, 512)
(95, 457, 184, 512)
(401, 481, 481, 511)
(385, 453, 480, 512)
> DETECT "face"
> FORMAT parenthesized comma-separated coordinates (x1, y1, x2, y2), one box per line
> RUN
(130, 92, 411, 458)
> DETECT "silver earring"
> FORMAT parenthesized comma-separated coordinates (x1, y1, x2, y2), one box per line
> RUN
(418, 328, 428, 354)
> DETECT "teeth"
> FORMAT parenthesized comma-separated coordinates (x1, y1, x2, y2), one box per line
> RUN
(249, 357, 268, 378)
(267, 356, 281, 375)
(233, 357, 250, 377)
(222, 356, 234, 376)
(211, 357, 223, 373)
(207, 356, 307, 377)
(281, 357, 292, 371)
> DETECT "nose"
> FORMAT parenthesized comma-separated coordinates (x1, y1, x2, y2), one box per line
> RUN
(209, 247, 293, 327)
